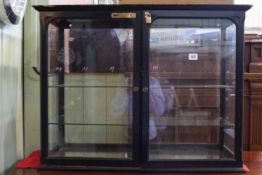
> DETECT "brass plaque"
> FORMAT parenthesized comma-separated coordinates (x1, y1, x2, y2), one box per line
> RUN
(111, 12, 136, 19)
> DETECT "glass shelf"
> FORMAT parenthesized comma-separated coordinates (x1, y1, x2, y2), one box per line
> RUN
(150, 85, 234, 89)
(48, 118, 234, 127)
(48, 123, 131, 126)
(48, 85, 132, 88)
(47, 84, 233, 89)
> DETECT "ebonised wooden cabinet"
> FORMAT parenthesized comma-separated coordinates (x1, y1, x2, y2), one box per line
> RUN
(35, 4, 250, 172)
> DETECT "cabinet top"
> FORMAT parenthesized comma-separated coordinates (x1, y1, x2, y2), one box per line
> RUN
(34, 4, 251, 12)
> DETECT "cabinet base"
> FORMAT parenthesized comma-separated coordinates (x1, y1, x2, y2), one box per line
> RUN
(39, 164, 246, 173)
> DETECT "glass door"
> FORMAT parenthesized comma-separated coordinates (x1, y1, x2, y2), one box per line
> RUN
(45, 11, 141, 164)
(145, 13, 237, 161)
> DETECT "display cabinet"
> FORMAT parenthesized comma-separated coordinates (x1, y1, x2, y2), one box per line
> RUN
(35, 4, 251, 172)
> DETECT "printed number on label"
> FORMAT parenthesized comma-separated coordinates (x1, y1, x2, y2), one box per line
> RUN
(188, 53, 198, 61)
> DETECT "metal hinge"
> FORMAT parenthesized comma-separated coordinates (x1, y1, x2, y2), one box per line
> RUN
(144, 11, 152, 24)
(111, 12, 136, 19)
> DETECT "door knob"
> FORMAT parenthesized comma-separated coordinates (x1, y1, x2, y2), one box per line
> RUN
(133, 86, 139, 92)
(143, 87, 149, 93)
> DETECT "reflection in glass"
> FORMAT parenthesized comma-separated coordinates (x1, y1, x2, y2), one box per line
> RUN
(47, 19, 134, 159)
(149, 19, 236, 160)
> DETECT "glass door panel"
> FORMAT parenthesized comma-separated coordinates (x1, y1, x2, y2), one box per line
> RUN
(148, 18, 236, 160)
(47, 18, 135, 160)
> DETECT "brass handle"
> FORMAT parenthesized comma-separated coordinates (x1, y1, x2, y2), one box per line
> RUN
(143, 87, 149, 93)
(133, 86, 139, 92)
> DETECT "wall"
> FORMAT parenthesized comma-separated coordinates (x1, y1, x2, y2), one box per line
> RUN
(49, 0, 93, 4)
(23, 0, 47, 156)
(0, 23, 23, 174)
(235, 0, 262, 34)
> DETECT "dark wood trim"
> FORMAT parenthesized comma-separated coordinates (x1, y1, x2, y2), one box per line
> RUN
(34, 4, 251, 12)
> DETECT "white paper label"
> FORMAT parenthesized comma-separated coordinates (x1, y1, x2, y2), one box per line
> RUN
(188, 53, 198, 61)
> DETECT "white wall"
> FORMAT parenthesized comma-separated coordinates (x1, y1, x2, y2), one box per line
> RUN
(23, 0, 45, 156)
(49, 0, 93, 4)
(235, 0, 262, 34)
(0, 23, 23, 175)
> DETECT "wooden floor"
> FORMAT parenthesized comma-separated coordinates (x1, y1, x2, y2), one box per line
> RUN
(7, 151, 262, 175)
